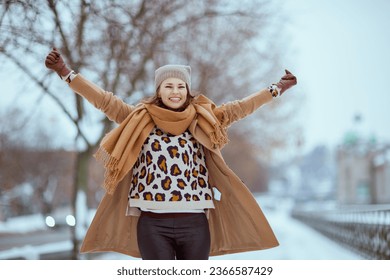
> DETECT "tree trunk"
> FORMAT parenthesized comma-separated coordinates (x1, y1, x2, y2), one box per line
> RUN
(70, 147, 92, 260)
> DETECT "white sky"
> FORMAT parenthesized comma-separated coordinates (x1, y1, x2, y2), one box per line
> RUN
(280, 0, 390, 150)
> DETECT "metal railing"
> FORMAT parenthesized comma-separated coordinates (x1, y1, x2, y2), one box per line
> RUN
(291, 204, 390, 259)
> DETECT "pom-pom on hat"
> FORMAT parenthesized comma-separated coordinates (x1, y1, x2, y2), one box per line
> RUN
(155, 64, 192, 95)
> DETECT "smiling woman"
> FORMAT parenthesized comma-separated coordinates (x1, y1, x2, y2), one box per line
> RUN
(44, 48, 297, 260)
(143, 65, 194, 111)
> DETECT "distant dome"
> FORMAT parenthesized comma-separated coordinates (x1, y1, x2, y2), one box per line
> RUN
(343, 131, 359, 145)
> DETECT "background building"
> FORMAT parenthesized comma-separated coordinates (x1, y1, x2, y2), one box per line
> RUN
(336, 132, 390, 204)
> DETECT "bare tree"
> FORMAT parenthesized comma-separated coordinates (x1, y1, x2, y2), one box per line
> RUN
(0, 0, 299, 259)
(0, 107, 72, 219)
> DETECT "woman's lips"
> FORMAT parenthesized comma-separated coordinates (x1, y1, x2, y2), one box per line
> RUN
(169, 97, 181, 102)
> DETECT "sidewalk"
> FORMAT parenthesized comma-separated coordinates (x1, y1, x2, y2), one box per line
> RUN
(212, 197, 362, 260)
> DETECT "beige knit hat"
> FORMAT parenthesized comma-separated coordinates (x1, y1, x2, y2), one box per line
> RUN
(155, 64, 192, 95)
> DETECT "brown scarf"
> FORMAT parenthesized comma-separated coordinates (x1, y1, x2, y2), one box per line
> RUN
(94, 95, 228, 194)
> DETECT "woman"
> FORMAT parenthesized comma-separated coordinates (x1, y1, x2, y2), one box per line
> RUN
(45, 48, 297, 260)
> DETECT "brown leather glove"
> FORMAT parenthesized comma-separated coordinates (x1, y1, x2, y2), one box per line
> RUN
(45, 47, 72, 77)
(276, 69, 297, 94)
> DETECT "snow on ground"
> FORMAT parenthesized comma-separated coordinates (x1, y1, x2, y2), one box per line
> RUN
(0, 241, 73, 260)
(212, 196, 362, 260)
(0, 214, 47, 234)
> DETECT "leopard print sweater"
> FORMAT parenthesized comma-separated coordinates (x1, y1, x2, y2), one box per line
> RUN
(127, 127, 215, 211)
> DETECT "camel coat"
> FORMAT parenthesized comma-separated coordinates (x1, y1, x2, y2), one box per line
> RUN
(69, 74, 279, 258)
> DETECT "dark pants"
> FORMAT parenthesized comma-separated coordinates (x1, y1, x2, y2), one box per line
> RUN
(137, 212, 210, 260)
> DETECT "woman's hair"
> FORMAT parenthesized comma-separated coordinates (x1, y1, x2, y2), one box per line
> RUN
(142, 84, 194, 111)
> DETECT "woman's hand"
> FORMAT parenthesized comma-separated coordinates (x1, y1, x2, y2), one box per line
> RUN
(44, 47, 71, 77)
(276, 69, 297, 94)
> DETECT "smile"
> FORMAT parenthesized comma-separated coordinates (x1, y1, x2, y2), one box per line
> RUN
(169, 97, 182, 102)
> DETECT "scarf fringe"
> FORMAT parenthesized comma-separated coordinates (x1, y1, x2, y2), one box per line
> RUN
(210, 123, 228, 149)
(94, 147, 120, 194)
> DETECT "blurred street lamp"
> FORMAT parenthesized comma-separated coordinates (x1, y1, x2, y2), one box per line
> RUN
(45, 216, 56, 227)
(66, 215, 76, 227)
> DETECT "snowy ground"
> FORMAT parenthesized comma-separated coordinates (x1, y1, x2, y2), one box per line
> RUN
(0, 214, 47, 234)
(212, 196, 363, 260)
(0, 195, 363, 260)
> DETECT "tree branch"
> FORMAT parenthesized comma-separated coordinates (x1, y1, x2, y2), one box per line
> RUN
(46, 0, 73, 64)
(3, 50, 91, 147)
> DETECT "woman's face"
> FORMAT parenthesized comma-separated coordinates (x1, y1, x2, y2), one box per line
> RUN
(158, 78, 188, 110)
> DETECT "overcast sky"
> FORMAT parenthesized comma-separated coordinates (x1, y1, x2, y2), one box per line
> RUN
(280, 0, 390, 151)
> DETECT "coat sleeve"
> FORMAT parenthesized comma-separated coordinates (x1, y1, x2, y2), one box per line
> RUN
(214, 88, 273, 127)
(68, 74, 134, 124)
